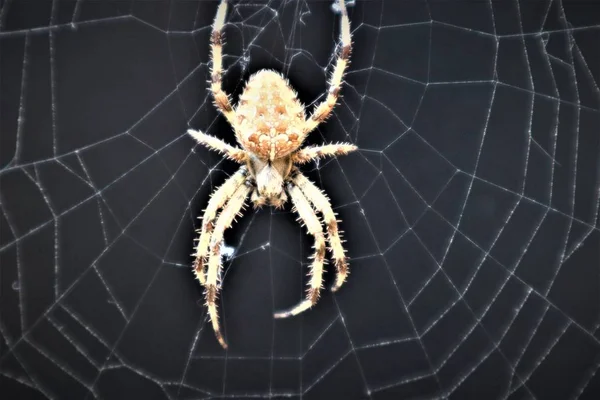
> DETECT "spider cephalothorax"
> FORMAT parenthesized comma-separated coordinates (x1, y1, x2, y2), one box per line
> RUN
(188, 0, 354, 349)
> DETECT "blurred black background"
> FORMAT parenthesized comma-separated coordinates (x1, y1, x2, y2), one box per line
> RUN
(1, 1, 599, 399)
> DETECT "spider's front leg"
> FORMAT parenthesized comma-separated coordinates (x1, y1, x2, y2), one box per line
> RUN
(274, 183, 327, 319)
(303, 0, 352, 134)
(204, 183, 251, 349)
(210, 0, 236, 127)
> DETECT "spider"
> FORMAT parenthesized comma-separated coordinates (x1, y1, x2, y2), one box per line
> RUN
(188, 0, 354, 349)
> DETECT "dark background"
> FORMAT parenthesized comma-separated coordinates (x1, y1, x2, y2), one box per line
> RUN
(1, 0, 599, 399)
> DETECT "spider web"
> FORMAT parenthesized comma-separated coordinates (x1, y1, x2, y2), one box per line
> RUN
(1, 0, 599, 399)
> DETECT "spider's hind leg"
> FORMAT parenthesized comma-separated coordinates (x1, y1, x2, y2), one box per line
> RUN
(193, 168, 247, 285)
(274, 183, 327, 319)
(204, 183, 251, 349)
(293, 172, 350, 291)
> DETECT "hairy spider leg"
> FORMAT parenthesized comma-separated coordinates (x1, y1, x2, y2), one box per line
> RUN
(293, 172, 350, 291)
(291, 143, 357, 164)
(205, 183, 251, 349)
(274, 183, 327, 319)
(302, 0, 352, 135)
(192, 167, 247, 285)
(210, 0, 237, 127)
(188, 129, 248, 163)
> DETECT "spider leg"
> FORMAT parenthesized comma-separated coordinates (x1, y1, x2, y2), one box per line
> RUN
(188, 129, 248, 163)
(274, 183, 327, 319)
(210, 0, 236, 126)
(292, 143, 357, 164)
(193, 167, 247, 285)
(205, 183, 251, 349)
(302, 0, 352, 135)
(292, 172, 350, 292)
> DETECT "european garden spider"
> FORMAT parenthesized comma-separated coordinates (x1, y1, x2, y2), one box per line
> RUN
(189, 0, 354, 349)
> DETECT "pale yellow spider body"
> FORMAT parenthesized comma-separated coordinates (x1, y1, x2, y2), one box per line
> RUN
(188, 0, 354, 349)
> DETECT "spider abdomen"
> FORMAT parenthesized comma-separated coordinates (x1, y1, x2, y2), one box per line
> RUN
(235, 70, 305, 160)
